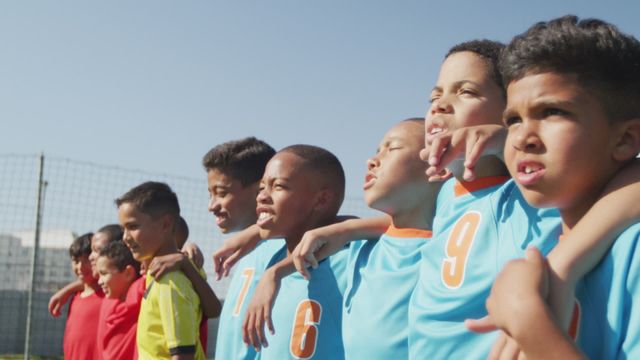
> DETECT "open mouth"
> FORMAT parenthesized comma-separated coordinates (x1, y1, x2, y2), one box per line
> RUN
(363, 173, 377, 190)
(256, 208, 274, 227)
(516, 161, 545, 186)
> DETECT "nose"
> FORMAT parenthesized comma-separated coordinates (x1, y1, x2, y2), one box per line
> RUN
(208, 196, 221, 213)
(431, 95, 453, 115)
(510, 121, 543, 152)
(367, 155, 380, 171)
(256, 187, 271, 204)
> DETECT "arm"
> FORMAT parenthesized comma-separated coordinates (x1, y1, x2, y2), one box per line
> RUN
(48, 279, 83, 317)
(546, 159, 640, 329)
(242, 256, 295, 351)
(469, 248, 584, 360)
(148, 253, 222, 318)
(212, 224, 262, 280)
(293, 216, 390, 279)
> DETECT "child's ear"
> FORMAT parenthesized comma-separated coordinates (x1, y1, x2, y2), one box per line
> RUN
(312, 188, 334, 213)
(612, 119, 640, 162)
(124, 265, 137, 281)
(161, 214, 175, 233)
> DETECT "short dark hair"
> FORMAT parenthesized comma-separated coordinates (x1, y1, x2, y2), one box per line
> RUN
(69, 232, 93, 258)
(96, 224, 123, 243)
(202, 137, 275, 187)
(98, 240, 141, 274)
(500, 15, 640, 122)
(280, 144, 345, 216)
(446, 39, 506, 96)
(115, 181, 180, 221)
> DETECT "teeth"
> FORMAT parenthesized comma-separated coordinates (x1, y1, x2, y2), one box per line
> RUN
(430, 127, 443, 135)
(258, 212, 271, 221)
(524, 166, 540, 174)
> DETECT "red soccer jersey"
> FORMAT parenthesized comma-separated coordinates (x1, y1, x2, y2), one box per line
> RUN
(63, 289, 104, 360)
(97, 276, 145, 360)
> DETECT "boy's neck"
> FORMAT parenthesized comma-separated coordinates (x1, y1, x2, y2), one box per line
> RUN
(82, 281, 100, 297)
(453, 155, 509, 182)
(153, 239, 181, 259)
(390, 185, 440, 231)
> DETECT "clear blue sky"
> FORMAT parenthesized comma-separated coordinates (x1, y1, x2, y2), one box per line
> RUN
(2, 1, 638, 197)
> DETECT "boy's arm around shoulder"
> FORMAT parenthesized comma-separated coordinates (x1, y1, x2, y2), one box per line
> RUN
(547, 159, 640, 328)
(293, 215, 390, 279)
(48, 279, 83, 317)
(212, 224, 263, 280)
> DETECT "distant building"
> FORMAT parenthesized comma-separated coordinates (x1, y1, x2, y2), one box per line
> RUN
(0, 229, 76, 291)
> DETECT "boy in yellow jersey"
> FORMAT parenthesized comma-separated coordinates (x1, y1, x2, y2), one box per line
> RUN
(117, 181, 205, 360)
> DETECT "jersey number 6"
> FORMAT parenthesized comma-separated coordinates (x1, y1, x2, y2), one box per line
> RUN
(290, 299, 322, 359)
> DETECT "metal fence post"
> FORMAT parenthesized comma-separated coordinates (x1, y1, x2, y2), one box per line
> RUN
(24, 153, 46, 360)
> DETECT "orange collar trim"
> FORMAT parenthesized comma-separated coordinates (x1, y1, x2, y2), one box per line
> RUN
(454, 176, 510, 197)
(385, 225, 433, 239)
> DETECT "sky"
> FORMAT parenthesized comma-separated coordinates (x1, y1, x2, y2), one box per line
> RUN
(1, 1, 639, 198)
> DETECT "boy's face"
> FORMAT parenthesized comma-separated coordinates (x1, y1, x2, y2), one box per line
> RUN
(364, 121, 429, 214)
(96, 256, 132, 300)
(207, 169, 259, 233)
(503, 72, 621, 218)
(427, 51, 505, 140)
(89, 232, 109, 278)
(71, 255, 94, 284)
(118, 203, 169, 262)
(256, 152, 318, 239)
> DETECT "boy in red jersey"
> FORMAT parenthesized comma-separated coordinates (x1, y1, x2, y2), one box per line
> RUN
(63, 232, 104, 360)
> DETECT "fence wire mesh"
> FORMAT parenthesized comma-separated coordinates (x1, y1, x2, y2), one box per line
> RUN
(0, 153, 377, 358)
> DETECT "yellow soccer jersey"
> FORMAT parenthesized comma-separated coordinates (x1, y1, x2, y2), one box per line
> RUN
(137, 269, 205, 360)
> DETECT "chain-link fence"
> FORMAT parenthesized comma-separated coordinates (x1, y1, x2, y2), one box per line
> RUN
(0, 153, 377, 358)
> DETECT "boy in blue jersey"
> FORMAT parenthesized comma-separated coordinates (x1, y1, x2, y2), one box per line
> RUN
(290, 38, 640, 359)
(472, 16, 640, 359)
(252, 144, 348, 360)
(341, 117, 440, 359)
(405, 39, 568, 360)
(201, 137, 285, 360)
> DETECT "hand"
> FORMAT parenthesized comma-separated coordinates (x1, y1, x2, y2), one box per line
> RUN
(466, 248, 549, 359)
(212, 226, 260, 280)
(242, 270, 281, 351)
(293, 225, 346, 280)
(147, 253, 187, 280)
(48, 290, 70, 317)
(181, 242, 204, 269)
(48, 280, 83, 317)
(488, 332, 527, 360)
(421, 124, 506, 182)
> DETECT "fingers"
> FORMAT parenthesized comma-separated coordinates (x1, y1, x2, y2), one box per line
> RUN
(223, 251, 242, 277)
(255, 306, 268, 349)
(524, 246, 543, 264)
(213, 254, 224, 280)
(48, 297, 60, 317)
(465, 315, 498, 333)
(488, 332, 508, 360)
(499, 337, 521, 360)
(428, 135, 449, 166)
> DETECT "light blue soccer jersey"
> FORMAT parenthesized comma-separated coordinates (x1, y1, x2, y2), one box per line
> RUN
(574, 223, 640, 359)
(342, 226, 431, 359)
(215, 239, 284, 360)
(259, 244, 348, 360)
(408, 177, 561, 359)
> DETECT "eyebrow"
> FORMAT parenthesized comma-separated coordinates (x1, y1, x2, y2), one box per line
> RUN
(432, 80, 482, 93)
